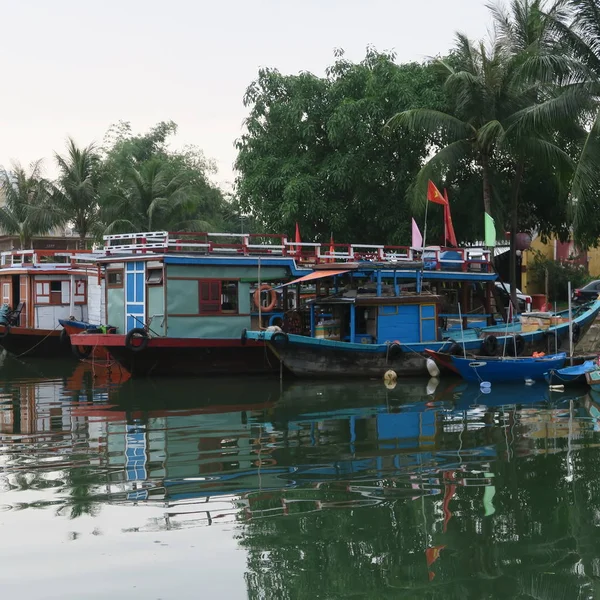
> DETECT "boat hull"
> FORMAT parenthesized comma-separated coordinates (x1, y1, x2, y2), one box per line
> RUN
(58, 319, 109, 361)
(544, 360, 596, 386)
(248, 300, 600, 379)
(0, 327, 72, 359)
(451, 353, 567, 382)
(70, 334, 279, 377)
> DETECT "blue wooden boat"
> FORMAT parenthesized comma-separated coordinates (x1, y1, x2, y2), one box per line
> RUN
(544, 360, 598, 386)
(450, 353, 567, 383)
(244, 258, 600, 378)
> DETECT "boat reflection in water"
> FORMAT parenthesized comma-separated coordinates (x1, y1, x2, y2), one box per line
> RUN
(1, 361, 600, 598)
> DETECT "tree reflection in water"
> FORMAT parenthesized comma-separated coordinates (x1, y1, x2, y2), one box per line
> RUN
(1, 368, 600, 598)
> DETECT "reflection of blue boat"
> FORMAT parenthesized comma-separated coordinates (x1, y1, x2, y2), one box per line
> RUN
(452, 382, 583, 408)
(451, 353, 566, 382)
(545, 360, 597, 386)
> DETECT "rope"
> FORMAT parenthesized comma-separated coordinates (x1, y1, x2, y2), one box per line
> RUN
(14, 323, 61, 358)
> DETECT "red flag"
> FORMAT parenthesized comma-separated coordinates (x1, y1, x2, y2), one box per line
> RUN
(328, 234, 335, 263)
(427, 180, 447, 206)
(294, 222, 302, 256)
(443, 189, 457, 247)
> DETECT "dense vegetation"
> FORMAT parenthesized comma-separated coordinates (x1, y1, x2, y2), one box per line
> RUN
(236, 0, 600, 305)
(4, 0, 600, 301)
(0, 121, 242, 249)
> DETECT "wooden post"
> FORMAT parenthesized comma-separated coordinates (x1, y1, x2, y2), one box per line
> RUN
(461, 282, 469, 330)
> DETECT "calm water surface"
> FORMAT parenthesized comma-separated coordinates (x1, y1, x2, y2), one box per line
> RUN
(0, 356, 599, 599)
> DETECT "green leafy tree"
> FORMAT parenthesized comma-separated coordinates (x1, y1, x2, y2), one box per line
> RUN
(542, 0, 600, 247)
(235, 48, 450, 244)
(49, 138, 103, 248)
(0, 161, 56, 249)
(103, 158, 210, 233)
(387, 1, 575, 309)
(99, 121, 230, 234)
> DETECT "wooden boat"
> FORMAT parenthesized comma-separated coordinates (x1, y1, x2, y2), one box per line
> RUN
(545, 360, 598, 386)
(0, 249, 101, 358)
(586, 369, 600, 389)
(244, 259, 600, 379)
(58, 318, 115, 361)
(450, 353, 567, 383)
(70, 230, 600, 378)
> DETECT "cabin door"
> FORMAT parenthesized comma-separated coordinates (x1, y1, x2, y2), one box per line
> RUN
(125, 262, 146, 332)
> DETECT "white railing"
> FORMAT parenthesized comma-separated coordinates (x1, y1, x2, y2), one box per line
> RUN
(100, 231, 493, 271)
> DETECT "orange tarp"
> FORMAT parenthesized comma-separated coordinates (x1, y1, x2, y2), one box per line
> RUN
(280, 269, 349, 287)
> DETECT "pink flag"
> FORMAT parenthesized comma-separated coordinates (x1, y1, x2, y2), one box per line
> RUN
(412, 218, 423, 249)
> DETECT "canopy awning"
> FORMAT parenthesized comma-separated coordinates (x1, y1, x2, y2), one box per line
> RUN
(279, 269, 350, 287)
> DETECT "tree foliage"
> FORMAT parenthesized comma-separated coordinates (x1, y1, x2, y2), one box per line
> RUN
(235, 49, 450, 244)
(0, 161, 58, 249)
(99, 121, 231, 234)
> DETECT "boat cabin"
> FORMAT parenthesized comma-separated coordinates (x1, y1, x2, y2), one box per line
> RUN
(0, 250, 102, 329)
(91, 232, 312, 338)
(86, 232, 504, 340)
(291, 263, 445, 345)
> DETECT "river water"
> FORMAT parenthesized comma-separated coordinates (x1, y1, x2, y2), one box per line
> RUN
(0, 356, 599, 599)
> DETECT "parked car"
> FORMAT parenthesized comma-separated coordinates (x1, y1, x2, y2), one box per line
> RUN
(494, 282, 532, 313)
(573, 280, 600, 304)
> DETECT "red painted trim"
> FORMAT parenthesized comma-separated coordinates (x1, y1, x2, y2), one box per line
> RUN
(4, 326, 61, 337)
(71, 334, 263, 348)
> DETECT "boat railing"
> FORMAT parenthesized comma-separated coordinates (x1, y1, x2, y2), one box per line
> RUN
(101, 231, 493, 270)
(0, 249, 92, 267)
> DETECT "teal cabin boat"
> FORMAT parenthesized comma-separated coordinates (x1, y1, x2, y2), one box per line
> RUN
(244, 263, 600, 379)
(71, 231, 316, 377)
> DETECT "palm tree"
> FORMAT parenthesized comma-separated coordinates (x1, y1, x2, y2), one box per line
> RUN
(387, 1, 575, 309)
(50, 139, 103, 249)
(540, 0, 600, 247)
(0, 161, 56, 249)
(103, 158, 211, 233)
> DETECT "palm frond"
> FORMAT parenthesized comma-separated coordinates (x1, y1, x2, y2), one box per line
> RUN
(386, 109, 474, 142)
(570, 107, 600, 245)
(409, 139, 475, 210)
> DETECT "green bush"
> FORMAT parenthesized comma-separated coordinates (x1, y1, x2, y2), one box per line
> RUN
(528, 250, 590, 303)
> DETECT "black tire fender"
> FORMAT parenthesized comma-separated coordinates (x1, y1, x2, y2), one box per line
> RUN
(388, 342, 402, 360)
(241, 328, 248, 346)
(60, 328, 70, 346)
(448, 342, 462, 356)
(0, 323, 10, 339)
(482, 335, 498, 356)
(125, 328, 149, 352)
(270, 332, 288, 347)
(572, 322, 581, 344)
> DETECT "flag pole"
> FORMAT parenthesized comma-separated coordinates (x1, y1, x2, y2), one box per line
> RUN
(422, 198, 429, 252)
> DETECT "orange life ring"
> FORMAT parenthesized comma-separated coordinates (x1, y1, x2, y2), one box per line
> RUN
(253, 284, 277, 312)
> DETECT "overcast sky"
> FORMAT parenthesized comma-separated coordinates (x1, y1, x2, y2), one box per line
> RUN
(2, 0, 492, 187)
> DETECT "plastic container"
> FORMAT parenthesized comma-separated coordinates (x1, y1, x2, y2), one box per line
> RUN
(531, 294, 547, 311)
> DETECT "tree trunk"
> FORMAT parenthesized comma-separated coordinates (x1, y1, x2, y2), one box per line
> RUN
(78, 233, 86, 250)
(481, 154, 493, 216)
(509, 160, 525, 313)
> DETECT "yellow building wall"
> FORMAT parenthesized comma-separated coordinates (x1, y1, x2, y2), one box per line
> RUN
(522, 236, 600, 295)
(521, 236, 554, 295)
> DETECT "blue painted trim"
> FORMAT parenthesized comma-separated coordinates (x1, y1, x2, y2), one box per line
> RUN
(246, 299, 600, 354)
(376, 271, 382, 296)
(350, 303, 356, 341)
(164, 255, 309, 276)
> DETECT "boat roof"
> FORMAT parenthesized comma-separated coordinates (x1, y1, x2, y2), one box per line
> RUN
(60, 230, 499, 282)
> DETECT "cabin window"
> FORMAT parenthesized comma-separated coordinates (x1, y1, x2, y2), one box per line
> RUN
(221, 281, 239, 313)
(2, 283, 9, 306)
(35, 280, 87, 305)
(198, 280, 238, 314)
(146, 269, 163, 285)
(107, 270, 123, 288)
